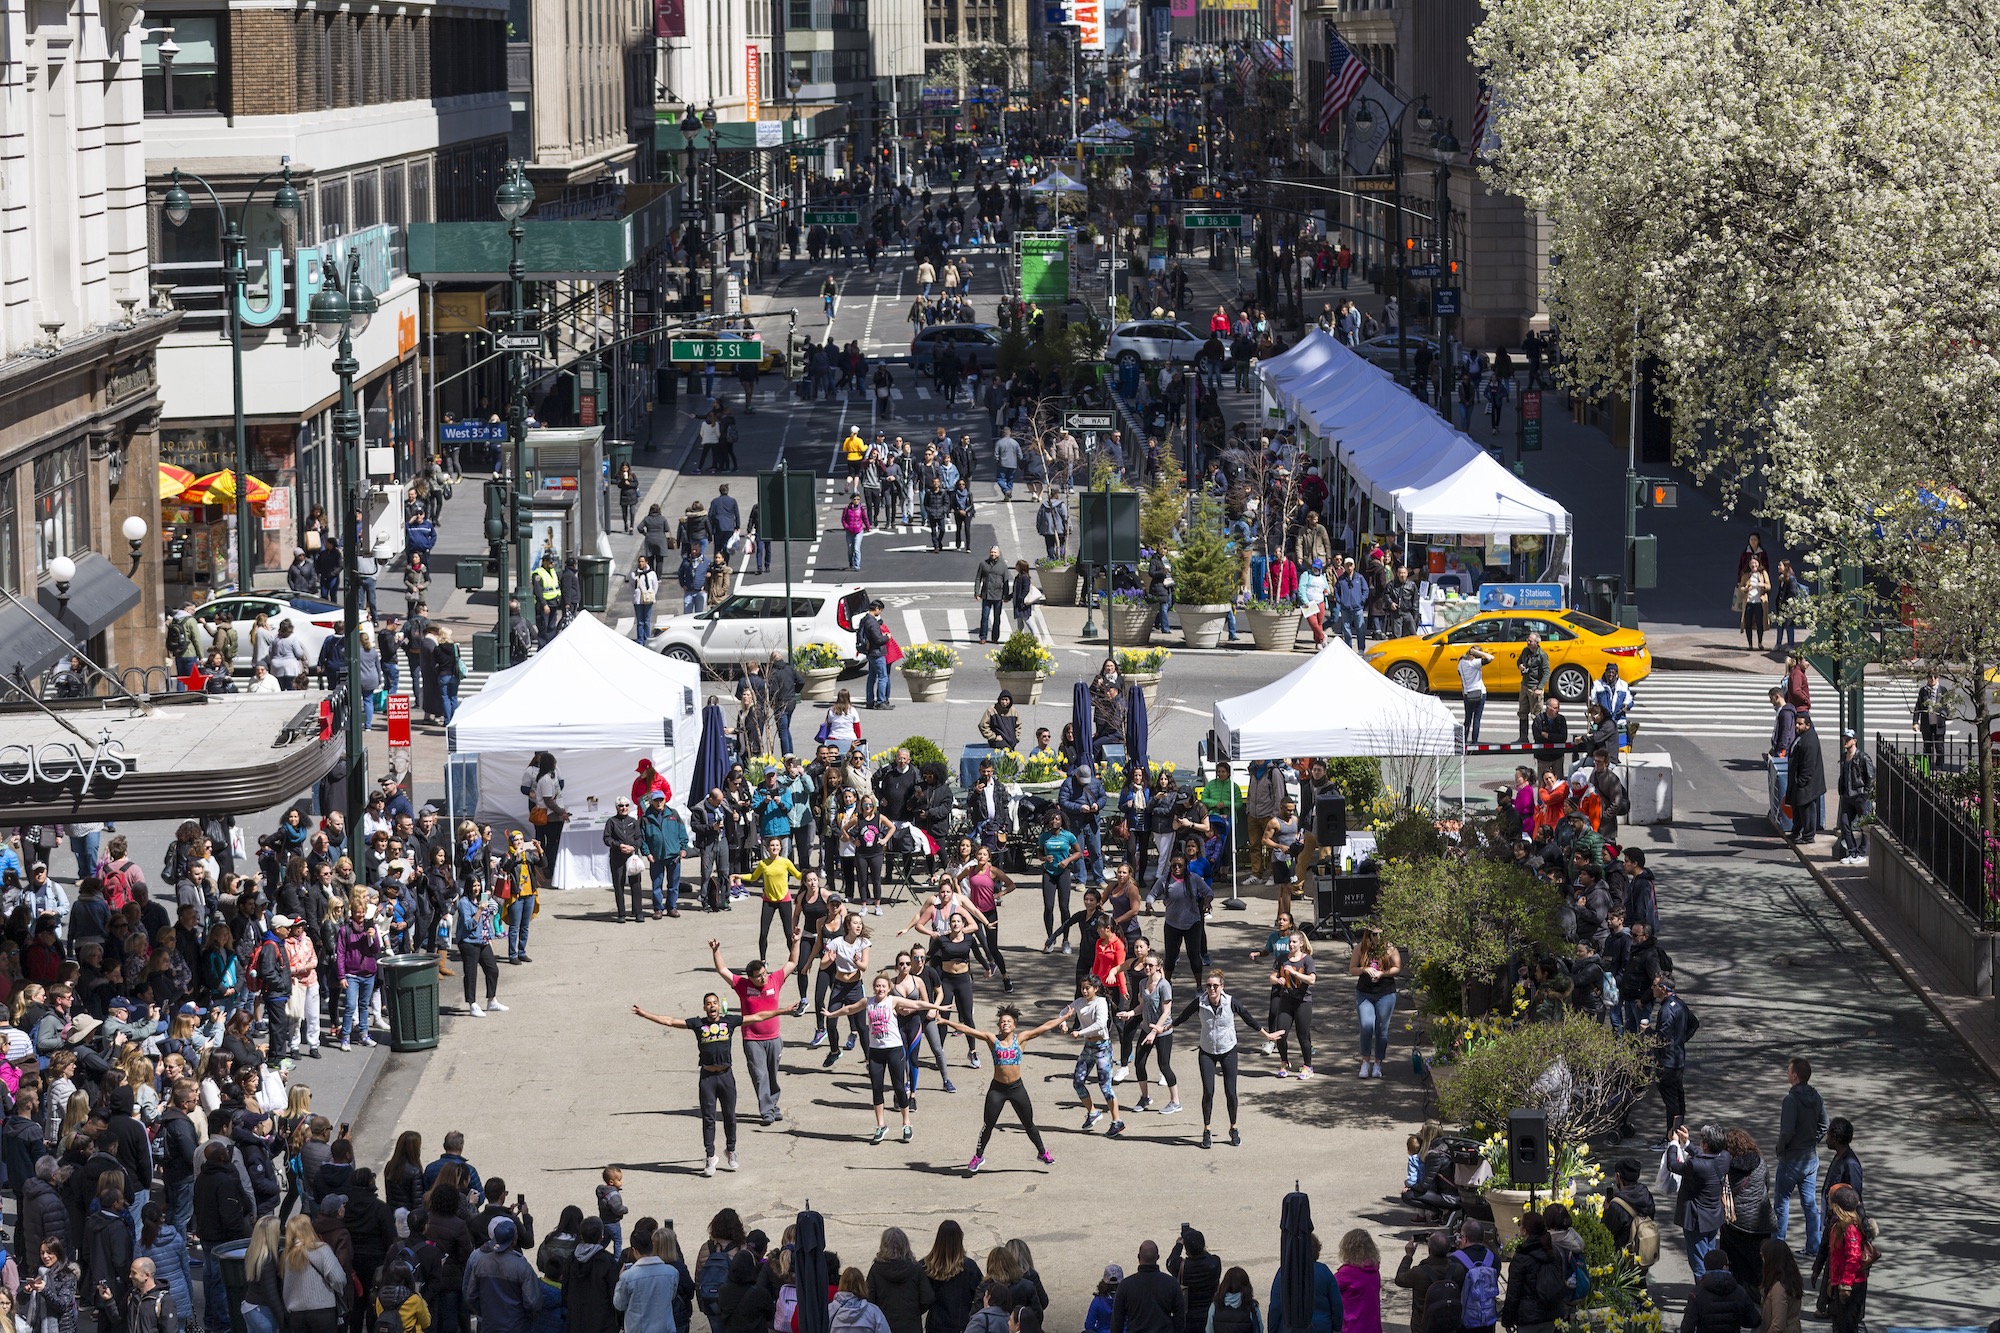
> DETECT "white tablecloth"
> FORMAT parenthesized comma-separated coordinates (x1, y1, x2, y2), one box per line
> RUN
(553, 816, 613, 889)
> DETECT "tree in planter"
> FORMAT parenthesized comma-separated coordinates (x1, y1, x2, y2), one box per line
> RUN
(1436, 1013, 1653, 1150)
(1140, 443, 1186, 557)
(1372, 852, 1569, 1017)
(1171, 495, 1243, 608)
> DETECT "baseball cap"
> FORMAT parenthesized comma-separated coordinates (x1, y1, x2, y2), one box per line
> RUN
(1841, 728, 1856, 739)
(107, 996, 134, 1013)
(1102, 1264, 1124, 1284)
(177, 1002, 202, 1017)
(271, 914, 297, 929)
(489, 1216, 518, 1247)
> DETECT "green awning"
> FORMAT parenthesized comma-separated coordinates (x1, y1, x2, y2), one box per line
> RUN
(656, 106, 847, 153)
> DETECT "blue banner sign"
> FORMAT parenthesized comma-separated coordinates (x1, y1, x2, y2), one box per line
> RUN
(1479, 582, 1567, 611)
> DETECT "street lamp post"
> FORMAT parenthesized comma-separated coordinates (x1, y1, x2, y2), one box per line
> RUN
(161, 163, 303, 589)
(1430, 123, 1461, 410)
(1353, 95, 1442, 393)
(679, 104, 702, 311)
(307, 249, 378, 840)
(788, 73, 804, 262)
(494, 161, 536, 670)
(703, 103, 721, 317)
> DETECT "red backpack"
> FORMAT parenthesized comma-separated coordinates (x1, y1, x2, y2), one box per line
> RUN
(100, 859, 135, 911)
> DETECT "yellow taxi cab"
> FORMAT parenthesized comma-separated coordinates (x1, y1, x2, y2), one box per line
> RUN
(1364, 608, 1651, 702)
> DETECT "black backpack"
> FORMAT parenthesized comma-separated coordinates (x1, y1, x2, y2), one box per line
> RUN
(166, 615, 190, 656)
(696, 1247, 732, 1315)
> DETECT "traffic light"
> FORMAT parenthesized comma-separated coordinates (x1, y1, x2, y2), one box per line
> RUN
(512, 489, 535, 541)
(483, 481, 507, 544)
(787, 328, 812, 381)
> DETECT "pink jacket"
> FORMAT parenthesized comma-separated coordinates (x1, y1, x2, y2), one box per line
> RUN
(1334, 1265, 1382, 1333)
(842, 504, 871, 535)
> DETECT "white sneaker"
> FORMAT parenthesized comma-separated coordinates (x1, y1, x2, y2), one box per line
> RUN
(1261, 1041, 1276, 1056)
(469, 1003, 484, 1017)
(704, 1156, 718, 1177)
(1113, 1064, 1132, 1084)
(486, 1000, 509, 1012)
(724, 1151, 740, 1171)
(1159, 1100, 1184, 1115)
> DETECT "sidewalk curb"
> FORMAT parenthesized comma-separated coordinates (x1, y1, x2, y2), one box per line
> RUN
(330, 1039, 395, 1132)
(1789, 842, 2000, 1085)
(1651, 654, 1765, 675)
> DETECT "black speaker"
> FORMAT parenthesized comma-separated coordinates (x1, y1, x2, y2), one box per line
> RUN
(1315, 791, 1348, 847)
(1507, 1109, 1550, 1186)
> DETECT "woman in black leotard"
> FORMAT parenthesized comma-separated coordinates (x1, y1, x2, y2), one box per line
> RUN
(791, 872, 832, 1015)
(932, 913, 981, 1064)
(940, 1005, 1062, 1174)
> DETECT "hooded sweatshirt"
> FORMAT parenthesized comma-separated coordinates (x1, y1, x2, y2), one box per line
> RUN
(866, 1257, 934, 1333)
(562, 1241, 622, 1333)
(830, 1292, 894, 1333)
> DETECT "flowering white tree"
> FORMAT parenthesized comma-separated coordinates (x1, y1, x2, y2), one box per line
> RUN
(1472, 0, 2000, 825)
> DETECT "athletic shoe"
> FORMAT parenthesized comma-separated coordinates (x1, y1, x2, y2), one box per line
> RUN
(1134, 1096, 1153, 1112)
(809, 1029, 828, 1049)
(943, 1079, 957, 1093)
(724, 1151, 739, 1171)
(792, 998, 810, 1016)
(1357, 1062, 1370, 1079)
(1201, 1130, 1212, 1150)
(360, 1036, 378, 1048)
(870, 1126, 888, 1144)
(969, 1052, 981, 1069)
(1229, 1128, 1242, 1147)
(339, 1039, 350, 1052)
(1160, 1101, 1184, 1115)
(1082, 1109, 1104, 1130)
(1036, 1150, 1055, 1164)
(468, 1003, 484, 1017)
(1002, 978, 1015, 993)
(844, 1034, 858, 1051)
(1062, 944, 1073, 956)
(1106, 1120, 1126, 1138)
(901, 1125, 914, 1143)
(486, 1001, 509, 1012)
(1297, 1066, 1314, 1081)
(967, 1155, 985, 1174)
(1261, 1041, 1276, 1056)
(1113, 1064, 1132, 1084)
(704, 1157, 717, 1177)
(823, 1048, 841, 1067)
(1276, 1066, 1295, 1079)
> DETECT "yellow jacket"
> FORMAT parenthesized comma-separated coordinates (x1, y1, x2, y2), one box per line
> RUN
(842, 432, 866, 461)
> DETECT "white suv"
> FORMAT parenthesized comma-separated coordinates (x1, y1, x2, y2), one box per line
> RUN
(1107, 319, 1207, 369)
(649, 582, 869, 671)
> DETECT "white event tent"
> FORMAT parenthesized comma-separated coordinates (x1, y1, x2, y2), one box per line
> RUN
(1212, 642, 1460, 761)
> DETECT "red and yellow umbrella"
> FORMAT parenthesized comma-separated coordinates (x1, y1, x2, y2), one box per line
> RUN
(159, 464, 196, 501)
(184, 469, 273, 506)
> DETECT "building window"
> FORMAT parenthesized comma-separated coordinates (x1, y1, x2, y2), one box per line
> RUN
(33, 443, 89, 574)
(382, 163, 406, 232)
(0, 472, 17, 595)
(353, 169, 380, 229)
(141, 15, 224, 114)
(410, 160, 432, 224)
(319, 178, 349, 241)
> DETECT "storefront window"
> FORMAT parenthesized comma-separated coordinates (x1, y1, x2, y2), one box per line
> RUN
(142, 16, 224, 114)
(33, 442, 89, 573)
(0, 472, 17, 594)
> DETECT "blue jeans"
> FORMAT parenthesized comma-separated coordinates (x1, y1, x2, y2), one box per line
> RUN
(1464, 694, 1486, 742)
(165, 1176, 194, 1234)
(1356, 990, 1398, 1061)
(650, 856, 682, 912)
(439, 672, 460, 724)
(361, 691, 375, 732)
(70, 829, 100, 881)
(1334, 606, 1366, 652)
(634, 604, 654, 642)
(343, 974, 376, 1042)
(867, 652, 890, 706)
(204, 1252, 230, 1330)
(776, 705, 797, 758)
(1073, 816, 1103, 877)
(1686, 1228, 1718, 1280)
(1773, 1153, 1822, 1253)
(997, 466, 1015, 498)
(846, 531, 863, 568)
(359, 575, 378, 618)
(383, 656, 400, 695)
(507, 898, 533, 959)
(755, 538, 771, 572)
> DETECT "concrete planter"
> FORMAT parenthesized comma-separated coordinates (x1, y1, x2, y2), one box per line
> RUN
(798, 666, 845, 703)
(900, 668, 953, 703)
(1124, 671, 1162, 707)
(1479, 1188, 1537, 1250)
(1247, 606, 1303, 652)
(1180, 604, 1233, 650)
(994, 670, 1048, 705)
(1109, 603, 1156, 646)
(1039, 563, 1081, 606)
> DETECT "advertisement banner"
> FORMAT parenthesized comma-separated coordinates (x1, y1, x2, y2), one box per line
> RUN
(654, 0, 684, 36)
(746, 47, 761, 124)
(1171, 0, 1195, 16)
(1018, 235, 1070, 301)
(1072, 0, 1104, 50)
(387, 695, 412, 748)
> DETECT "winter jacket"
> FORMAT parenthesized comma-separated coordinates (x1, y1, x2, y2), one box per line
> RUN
(464, 1241, 545, 1333)
(156, 1108, 200, 1188)
(1678, 1271, 1762, 1333)
(829, 1292, 894, 1333)
(337, 920, 383, 978)
(613, 1255, 681, 1333)
(641, 808, 689, 861)
(923, 1258, 981, 1333)
(313, 1212, 356, 1283)
(231, 1124, 280, 1213)
(719, 1261, 776, 1333)
(562, 1243, 622, 1333)
(1332, 1266, 1380, 1333)
(191, 1159, 250, 1243)
(84, 1205, 134, 1308)
(1265, 1263, 1341, 1333)
(1499, 1243, 1568, 1329)
(21, 1175, 68, 1257)
(866, 1257, 934, 1333)
(141, 1224, 197, 1327)
(1112, 1264, 1186, 1333)
(1776, 1083, 1828, 1159)
(345, 1179, 398, 1280)
(282, 1242, 349, 1311)
(963, 1307, 1010, 1333)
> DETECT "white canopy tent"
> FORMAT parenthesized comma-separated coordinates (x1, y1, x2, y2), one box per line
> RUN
(447, 613, 703, 887)
(1212, 642, 1461, 761)
(1028, 170, 1088, 194)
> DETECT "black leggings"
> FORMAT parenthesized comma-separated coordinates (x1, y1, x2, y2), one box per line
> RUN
(1136, 1031, 1177, 1092)
(980, 914, 1008, 978)
(866, 1044, 911, 1110)
(939, 970, 977, 1051)
(1042, 871, 1073, 937)
(458, 942, 499, 1004)
(759, 898, 795, 958)
(1272, 994, 1314, 1067)
(838, 854, 857, 899)
(1197, 1048, 1241, 1127)
(826, 977, 865, 1043)
(697, 1069, 739, 1154)
(976, 1079, 1047, 1154)
(858, 851, 886, 905)
(795, 954, 818, 1000)
(1163, 922, 1207, 988)
(1743, 601, 1767, 645)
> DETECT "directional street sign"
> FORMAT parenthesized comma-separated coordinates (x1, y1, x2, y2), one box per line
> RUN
(1408, 263, 1440, 280)
(496, 332, 544, 351)
(1092, 143, 1135, 156)
(669, 338, 764, 362)
(1063, 410, 1116, 431)
(802, 210, 859, 227)
(1182, 212, 1243, 230)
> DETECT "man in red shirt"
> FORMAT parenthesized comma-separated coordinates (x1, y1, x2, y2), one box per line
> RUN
(708, 936, 800, 1125)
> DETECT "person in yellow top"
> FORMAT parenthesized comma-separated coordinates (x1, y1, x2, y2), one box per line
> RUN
(842, 428, 867, 482)
(372, 1259, 432, 1333)
(529, 551, 562, 645)
(733, 836, 802, 957)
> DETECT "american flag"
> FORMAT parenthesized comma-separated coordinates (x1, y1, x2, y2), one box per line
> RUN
(1469, 80, 1491, 160)
(1318, 29, 1368, 138)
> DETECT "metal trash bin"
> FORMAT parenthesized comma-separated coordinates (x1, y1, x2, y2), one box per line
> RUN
(472, 631, 498, 675)
(579, 555, 612, 613)
(213, 1239, 251, 1333)
(455, 557, 485, 592)
(1582, 575, 1622, 621)
(608, 442, 634, 474)
(379, 953, 441, 1051)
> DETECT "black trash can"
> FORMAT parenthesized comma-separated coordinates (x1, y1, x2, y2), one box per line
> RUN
(379, 953, 441, 1052)
(472, 631, 498, 675)
(455, 558, 485, 592)
(213, 1239, 251, 1333)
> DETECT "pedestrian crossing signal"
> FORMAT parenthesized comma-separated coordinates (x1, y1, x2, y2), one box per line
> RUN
(1648, 483, 1679, 508)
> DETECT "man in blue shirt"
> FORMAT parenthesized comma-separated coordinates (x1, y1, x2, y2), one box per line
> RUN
(1331, 558, 1370, 653)
(423, 1130, 485, 1196)
(1059, 764, 1108, 884)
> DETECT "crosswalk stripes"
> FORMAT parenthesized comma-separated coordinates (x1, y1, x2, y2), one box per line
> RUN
(1634, 669, 1924, 741)
(899, 607, 1051, 646)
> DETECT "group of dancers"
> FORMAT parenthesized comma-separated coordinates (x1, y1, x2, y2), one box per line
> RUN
(631, 852, 1330, 1175)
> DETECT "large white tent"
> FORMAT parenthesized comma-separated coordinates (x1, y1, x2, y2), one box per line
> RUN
(447, 613, 702, 886)
(1212, 642, 1461, 760)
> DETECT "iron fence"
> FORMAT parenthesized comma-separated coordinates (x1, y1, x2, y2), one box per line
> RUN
(1874, 735, 2000, 928)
